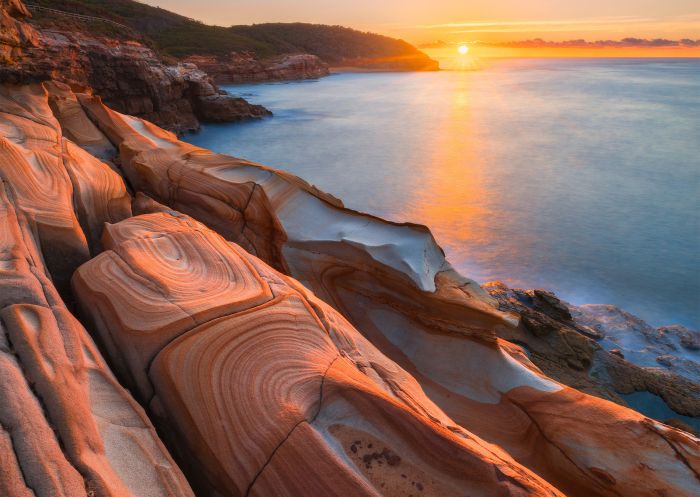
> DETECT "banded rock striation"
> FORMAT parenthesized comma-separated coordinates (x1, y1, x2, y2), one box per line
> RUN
(64, 88, 700, 497)
(0, 73, 698, 496)
(0, 82, 194, 496)
(73, 212, 566, 497)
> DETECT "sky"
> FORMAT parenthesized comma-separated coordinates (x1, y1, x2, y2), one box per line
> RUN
(144, 1, 700, 56)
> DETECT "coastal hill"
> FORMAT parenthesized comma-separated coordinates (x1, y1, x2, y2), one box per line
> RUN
(26, 0, 439, 72)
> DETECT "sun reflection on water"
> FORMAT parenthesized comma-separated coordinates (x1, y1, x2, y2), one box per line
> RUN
(403, 72, 494, 272)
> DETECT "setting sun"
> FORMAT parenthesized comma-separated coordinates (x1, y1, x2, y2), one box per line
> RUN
(458, 44, 469, 55)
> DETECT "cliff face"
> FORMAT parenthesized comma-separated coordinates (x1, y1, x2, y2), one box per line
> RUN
(185, 52, 330, 84)
(0, 0, 37, 65)
(0, 2, 270, 133)
(25, 1, 439, 74)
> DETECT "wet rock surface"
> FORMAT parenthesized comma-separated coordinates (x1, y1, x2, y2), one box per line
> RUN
(484, 281, 700, 427)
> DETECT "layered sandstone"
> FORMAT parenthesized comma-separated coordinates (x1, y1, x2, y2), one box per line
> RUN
(73, 212, 567, 497)
(0, 83, 194, 497)
(184, 52, 330, 84)
(0, 41, 698, 495)
(68, 89, 700, 497)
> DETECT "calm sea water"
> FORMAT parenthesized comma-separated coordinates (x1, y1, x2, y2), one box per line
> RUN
(184, 59, 700, 328)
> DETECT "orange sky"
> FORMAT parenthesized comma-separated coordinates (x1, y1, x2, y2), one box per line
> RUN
(146, 1, 700, 57)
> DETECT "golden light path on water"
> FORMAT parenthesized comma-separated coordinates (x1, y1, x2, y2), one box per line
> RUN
(185, 59, 700, 328)
(405, 70, 493, 262)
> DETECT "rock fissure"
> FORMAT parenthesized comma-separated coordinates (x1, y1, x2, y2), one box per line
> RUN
(643, 420, 700, 482)
(0, 421, 37, 497)
(0, 315, 91, 496)
(507, 397, 622, 497)
(244, 353, 342, 497)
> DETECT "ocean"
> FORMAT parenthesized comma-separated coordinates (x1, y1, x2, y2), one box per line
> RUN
(183, 58, 700, 328)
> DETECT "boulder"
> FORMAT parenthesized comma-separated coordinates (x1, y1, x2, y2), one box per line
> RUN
(73, 211, 565, 497)
(0, 83, 194, 497)
(73, 90, 700, 497)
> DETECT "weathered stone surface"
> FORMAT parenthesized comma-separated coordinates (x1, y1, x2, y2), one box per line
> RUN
(0, 321, 86, 497)
(74, 212, 565, 497)
(45, 80, 116, 159)
(0, 83, 132, 287)
(184, 52, 330, 84)
(485, 281, 700, 423)
(0, 1, 269, 133)
(0, 74, 698, 497)
(574, 303, 700, 380)
(0, 84, 194, 497)
(0, 0, 38, 66)
(73, 92, 700, 497)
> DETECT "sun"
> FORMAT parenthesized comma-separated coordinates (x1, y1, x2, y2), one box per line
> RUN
(458, 44, 469, 55)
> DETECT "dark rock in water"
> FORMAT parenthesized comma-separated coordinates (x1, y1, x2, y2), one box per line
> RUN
(179, 62, 271, 122)
(484, 281, 700, 422)
(572, 303, 700, 382)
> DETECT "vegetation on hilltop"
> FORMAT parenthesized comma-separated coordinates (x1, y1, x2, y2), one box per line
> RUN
(26, 0, 432, 66)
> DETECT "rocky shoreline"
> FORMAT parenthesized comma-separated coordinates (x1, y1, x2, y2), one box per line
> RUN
(1, 1, 270, 133)
(485, 282, 700, 432)
(184, 52, 331, 84)
(1, 1, 698, 496)
(0, 77, 697, 497)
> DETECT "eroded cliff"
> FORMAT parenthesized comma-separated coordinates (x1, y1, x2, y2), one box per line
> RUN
(183, 53, 330, 84)
(0, 1, 270, 133)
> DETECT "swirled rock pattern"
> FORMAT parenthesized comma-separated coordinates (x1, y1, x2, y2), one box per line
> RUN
(74, 212, 565, 497)
(73, 93, 700, 497)
(0, 84, 194, 497)
(1, 80, 699, 497)
(0, 82, 131, 286)
(45, 80, 116, 159)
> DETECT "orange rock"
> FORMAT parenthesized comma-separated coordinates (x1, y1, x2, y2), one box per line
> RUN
(74, 92, 700, 497)
(74, 212, 564, 497)
(0, 88, 193, 497)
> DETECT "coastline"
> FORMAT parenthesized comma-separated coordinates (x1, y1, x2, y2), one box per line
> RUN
(1, 2, 698, 496)
(189, 67, 700, 330)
